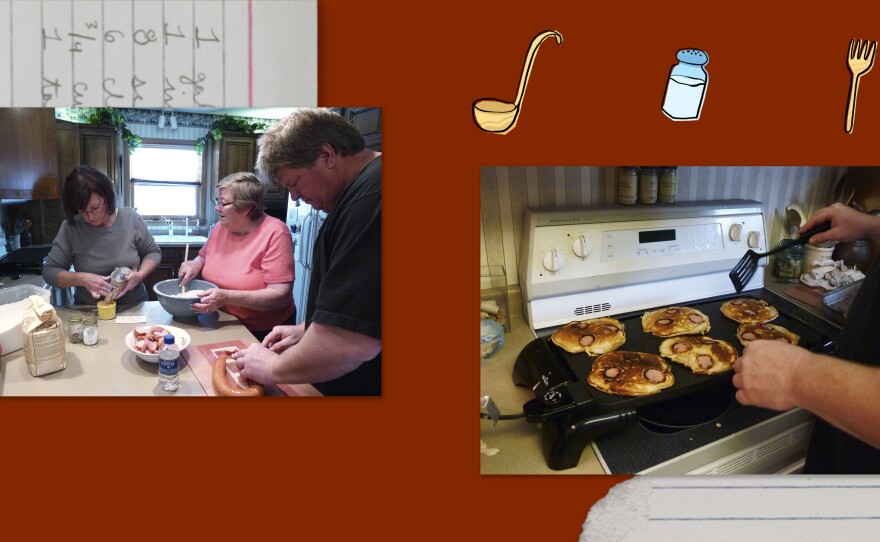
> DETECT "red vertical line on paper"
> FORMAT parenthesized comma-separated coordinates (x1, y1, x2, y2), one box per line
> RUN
(9, 1, 13, 104)
(247, 0, 252, 106)
(191, 0, 195, 106)
(101, 0, 105, 106)
(162, 0, 165, 106)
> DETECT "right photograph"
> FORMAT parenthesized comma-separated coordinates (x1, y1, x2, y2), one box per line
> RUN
(480, 166, 880, 474)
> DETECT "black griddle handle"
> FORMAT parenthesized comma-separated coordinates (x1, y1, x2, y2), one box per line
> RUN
(544, 408, 639, 471)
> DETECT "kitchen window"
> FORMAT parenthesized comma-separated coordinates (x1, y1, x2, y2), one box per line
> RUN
(126, 141, 203, 218)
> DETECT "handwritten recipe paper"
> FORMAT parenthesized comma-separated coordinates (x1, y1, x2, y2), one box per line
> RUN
(0, 0, 316, 107)
(580, 476, 880, 541)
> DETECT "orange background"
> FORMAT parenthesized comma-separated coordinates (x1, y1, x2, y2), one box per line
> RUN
(5, 1, 880, 540)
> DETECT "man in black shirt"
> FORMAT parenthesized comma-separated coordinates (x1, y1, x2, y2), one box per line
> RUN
(235, 108, 382, 396)
(733, 203, 880, 473)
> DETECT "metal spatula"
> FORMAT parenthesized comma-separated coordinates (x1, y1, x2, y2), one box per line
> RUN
(729, 222, 831, 292)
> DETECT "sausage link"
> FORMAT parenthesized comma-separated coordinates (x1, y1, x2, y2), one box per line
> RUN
(212, 355, 264, 397)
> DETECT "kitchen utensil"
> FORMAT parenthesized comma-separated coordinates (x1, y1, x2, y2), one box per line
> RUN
(125, 325, 191, 363)
(180, 243, 190, 294)
(845, 38, 876, 133)
(729, 222, 831, 292)
(472, 30, 563, 134)
(153, 278, 217, 319)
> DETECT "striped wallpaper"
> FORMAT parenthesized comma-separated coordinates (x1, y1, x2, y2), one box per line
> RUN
(480, 166, 848, 290)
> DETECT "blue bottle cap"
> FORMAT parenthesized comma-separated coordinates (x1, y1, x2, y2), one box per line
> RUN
(676, 48, 708, 65)
(163, 334, 175, 345)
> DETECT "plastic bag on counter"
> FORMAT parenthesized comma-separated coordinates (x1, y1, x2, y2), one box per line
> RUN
(480, 319, 505, 361)
(20, 295, 67, 376)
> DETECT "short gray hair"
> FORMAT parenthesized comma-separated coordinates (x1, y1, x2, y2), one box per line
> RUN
(256, 108, 366, 185)
(216, 172, 265, 221)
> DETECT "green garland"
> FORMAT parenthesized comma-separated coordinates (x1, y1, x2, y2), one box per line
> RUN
(83, 107, 142, 154)
(196, 115, 267, 155)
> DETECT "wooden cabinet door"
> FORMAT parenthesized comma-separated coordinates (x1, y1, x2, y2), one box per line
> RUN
(79, 126, 118, 182)
(0, 108, 60, 199)
(346, 107, 382, 151)
(55, 120, 81, 185)
(219, 134, 256, 177)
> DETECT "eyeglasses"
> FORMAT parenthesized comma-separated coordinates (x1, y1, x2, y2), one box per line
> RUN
(78, 201, 105, 217)
(213, 197, 234, 208)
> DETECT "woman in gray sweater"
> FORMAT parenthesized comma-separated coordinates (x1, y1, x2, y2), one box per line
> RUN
(43, 165, 162, 305)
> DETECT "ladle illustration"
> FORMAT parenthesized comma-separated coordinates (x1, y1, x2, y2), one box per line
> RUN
(472, 30, 563, 134)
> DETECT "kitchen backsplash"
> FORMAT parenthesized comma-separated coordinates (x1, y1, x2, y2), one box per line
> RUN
(480, 166, 847, 288)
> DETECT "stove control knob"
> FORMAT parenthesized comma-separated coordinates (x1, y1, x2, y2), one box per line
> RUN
(748, 231, 761, 249)
(542, 249, 565, 272)
(571, 235, 593, 258)
(729, 223, 743, 242)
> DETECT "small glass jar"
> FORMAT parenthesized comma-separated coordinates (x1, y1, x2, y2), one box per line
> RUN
(67, 315, 83, 344)
(82, 316, 98, 346)
(617, 166, 639, 206)
(774, 243, 804, 283)
(659, 166, 678, 204)
(638, 166, 658, 205)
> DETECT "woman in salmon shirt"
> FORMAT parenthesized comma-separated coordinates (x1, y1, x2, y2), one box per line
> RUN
(178, 172, 295, 340)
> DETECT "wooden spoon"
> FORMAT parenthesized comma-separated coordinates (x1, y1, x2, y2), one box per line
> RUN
(472, 30, 563, 135)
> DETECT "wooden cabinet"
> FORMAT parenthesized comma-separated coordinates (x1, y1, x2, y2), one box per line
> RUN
(144, 244, 203, 301)
(55, 120, 119, 184)
(0, 108, 60, 199)
(344, 107, 382, 151)
(210, 132, 288, 204)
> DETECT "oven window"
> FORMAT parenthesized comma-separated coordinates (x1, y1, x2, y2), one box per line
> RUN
(639, 229, 676, 244)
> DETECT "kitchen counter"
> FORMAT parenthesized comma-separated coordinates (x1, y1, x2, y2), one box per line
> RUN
(480, 314, 606, 474)
(0, 300, 319, 397)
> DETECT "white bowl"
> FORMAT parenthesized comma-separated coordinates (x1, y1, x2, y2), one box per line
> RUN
(124, 325, 191, 363)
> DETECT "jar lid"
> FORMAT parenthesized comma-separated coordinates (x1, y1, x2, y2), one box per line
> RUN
(676, 48, 708, 65)
(83, 316, 97, 324)
(68, 315, 83, 323)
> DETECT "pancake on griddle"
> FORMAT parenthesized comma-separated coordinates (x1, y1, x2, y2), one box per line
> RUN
(550, 317, 626, 356)
(736, 322, 800, 346)
(587, 351, 675, 397)
(721, 297, 779, 323)
(641, 306, 710, 337)
(659, 336, 738, 375)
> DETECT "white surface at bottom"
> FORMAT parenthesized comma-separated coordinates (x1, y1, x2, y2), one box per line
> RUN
(581, 476, 880, 541)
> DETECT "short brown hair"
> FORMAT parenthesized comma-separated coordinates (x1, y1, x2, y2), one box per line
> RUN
(61, 165, 118, 223)
(256, 108, 366, 185)
(216, 172, 265, 221)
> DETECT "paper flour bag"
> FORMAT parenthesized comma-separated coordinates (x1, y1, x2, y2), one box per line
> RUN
(20, 295, 67, 376)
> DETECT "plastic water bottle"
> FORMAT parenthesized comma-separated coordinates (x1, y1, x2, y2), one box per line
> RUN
(158, 334, 180, 392)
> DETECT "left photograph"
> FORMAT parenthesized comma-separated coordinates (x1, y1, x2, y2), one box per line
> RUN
(0, 106, 382, 397)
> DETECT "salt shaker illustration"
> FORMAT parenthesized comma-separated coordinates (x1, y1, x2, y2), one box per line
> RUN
(662, 48, 709, 121)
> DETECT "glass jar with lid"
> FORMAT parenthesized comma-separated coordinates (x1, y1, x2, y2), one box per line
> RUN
(67, 315, 83, 344)
(82, 316, 98, 346)
(638, 166, 658, 205)
(659, 166, 678, 204)
(617, 166, 638, 205)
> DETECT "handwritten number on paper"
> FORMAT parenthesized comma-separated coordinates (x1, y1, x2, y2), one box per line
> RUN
(42, 27, 62, 50)
(133, 28, 157, 46)
(164, 23, 185, 45)
(69, 32, 97, 53)
(104, 30, 125, 43)
(195, 27, 220, 48)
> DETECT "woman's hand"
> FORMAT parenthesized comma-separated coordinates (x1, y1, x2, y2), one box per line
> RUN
(178, 258, 204, 287)
(115, 269, 145, 298)
(261, 324, 305, 353)
(191, 288, 228, 313)
(78, 272, 111, 299)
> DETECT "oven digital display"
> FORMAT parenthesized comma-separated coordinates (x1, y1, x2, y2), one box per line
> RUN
(638, 229, 676, 244)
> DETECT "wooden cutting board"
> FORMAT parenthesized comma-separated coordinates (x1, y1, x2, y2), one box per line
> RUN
(783, 284, 827, 310)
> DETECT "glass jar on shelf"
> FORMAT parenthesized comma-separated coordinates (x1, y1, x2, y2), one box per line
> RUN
(638, 166, 658, 205)
(617, 166, 638, 206)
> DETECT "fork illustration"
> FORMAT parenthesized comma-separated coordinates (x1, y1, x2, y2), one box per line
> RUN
(845, 38, 876, 133)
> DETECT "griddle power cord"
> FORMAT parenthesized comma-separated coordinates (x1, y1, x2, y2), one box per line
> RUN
(480, 395, 525, 426)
